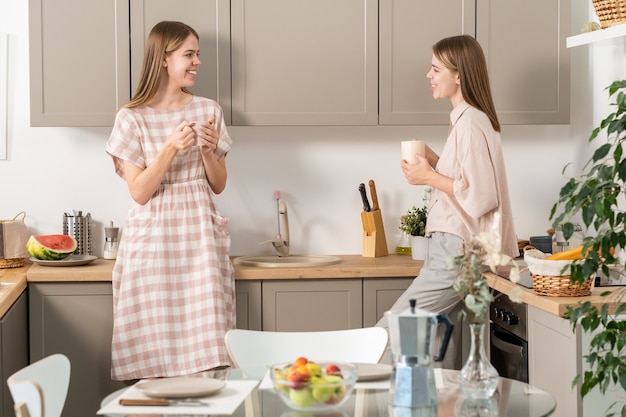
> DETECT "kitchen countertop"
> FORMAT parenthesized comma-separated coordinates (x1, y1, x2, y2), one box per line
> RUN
(24, 255, 422, 281)
(2, 255, 626, 319)
(0, 266, 28, 318)
(485, 271, 626, 316)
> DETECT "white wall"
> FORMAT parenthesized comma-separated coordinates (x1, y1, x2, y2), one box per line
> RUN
(0, 1, 597, 257)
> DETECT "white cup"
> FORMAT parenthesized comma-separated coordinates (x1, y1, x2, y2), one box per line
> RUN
(401, 140, 425, 164)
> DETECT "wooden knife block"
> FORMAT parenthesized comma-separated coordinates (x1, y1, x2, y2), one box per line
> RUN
(361, 209, 388, 257)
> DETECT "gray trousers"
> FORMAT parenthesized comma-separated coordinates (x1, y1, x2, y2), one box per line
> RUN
(376, 232, 465, 369)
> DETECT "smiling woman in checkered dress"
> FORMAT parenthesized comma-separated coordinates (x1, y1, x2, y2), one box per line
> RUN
(105, 21, 235, 381)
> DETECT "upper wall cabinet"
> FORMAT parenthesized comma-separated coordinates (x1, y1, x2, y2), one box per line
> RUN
(128, 0, 231, 125)
(379, 0, 476, 125)
(379, 0, 570, 125)
(30, 0, 569, 127)
(476, 0, 570, 125)
(29, 0, 129, 126)
(230, 0, 378, 126)
(29, 0, 229, 127)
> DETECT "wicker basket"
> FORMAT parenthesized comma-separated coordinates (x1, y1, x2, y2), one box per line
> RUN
(593, 0, 626, 28)
(531, 273, 594, 297)
(0, 258, 25, 269)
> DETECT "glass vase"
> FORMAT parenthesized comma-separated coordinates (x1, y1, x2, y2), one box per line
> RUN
(458, 323, 499, 399)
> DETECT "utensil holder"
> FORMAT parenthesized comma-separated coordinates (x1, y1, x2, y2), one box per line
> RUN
(361, 209, 388, 257)
(63, 212, 93, 256)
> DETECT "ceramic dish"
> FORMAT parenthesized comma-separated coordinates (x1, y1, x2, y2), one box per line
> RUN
(30, 255, 98, 267)
(135, 377, 226, 398)
(355, 363, 393, 381)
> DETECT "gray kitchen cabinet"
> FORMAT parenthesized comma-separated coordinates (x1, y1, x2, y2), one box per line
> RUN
(0, 291, 28, 417)
(262, 279, 363, 331)
(129, 0, 231, 124)
(30, 0, 569, 127)
(527, 305, 622, 417)
(362, 277, 413, 327)
(230, 0, 378, 126)
(379, 0, 476, 125)
(379, 0, 570, 125)
(29, 283, 126, 417)
(29, 0, 229, 127)
(29, 0, 129, 126)
(235, 280, 262, 330)
(476, 0, 570, 124)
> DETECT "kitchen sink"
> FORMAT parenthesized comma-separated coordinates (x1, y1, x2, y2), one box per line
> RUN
(233, 255, 342, 268)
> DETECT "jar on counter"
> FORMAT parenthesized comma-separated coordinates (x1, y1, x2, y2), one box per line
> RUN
(552, 223, 584, 253)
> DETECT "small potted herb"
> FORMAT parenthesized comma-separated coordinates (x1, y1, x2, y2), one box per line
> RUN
(399, 206, 428, 260)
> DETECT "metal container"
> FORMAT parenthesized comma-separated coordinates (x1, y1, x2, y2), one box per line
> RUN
(63, 211, 93, 255)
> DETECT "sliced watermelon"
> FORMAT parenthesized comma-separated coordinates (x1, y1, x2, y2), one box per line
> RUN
(26, 234, 77, 260)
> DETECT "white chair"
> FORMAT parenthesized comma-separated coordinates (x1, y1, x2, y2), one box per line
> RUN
(225, 327, 389, 368)
(225, 327, 389, 417)
(7, 354, 71, 417)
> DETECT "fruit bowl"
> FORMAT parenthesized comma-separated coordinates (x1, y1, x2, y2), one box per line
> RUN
(270, 359, 358, 412)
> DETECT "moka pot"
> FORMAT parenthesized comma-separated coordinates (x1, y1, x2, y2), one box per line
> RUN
(385, 299, 453, 412)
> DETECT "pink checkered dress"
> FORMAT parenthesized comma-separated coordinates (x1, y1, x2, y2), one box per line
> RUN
(106, 96, 236, 380)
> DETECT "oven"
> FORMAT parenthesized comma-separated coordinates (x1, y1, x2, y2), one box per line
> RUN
(490, 286, 529, 383)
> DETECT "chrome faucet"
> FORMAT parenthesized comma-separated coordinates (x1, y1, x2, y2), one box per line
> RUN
(261, 191, 290, 257)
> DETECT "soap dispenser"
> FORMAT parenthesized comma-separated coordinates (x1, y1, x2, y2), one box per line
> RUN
(103, 221, 119, 260)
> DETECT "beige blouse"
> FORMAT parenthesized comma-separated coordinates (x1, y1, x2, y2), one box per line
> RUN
(426, 101, 519, 258)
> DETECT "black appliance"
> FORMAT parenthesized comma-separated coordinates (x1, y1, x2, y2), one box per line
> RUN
(490, 290, 529, 383)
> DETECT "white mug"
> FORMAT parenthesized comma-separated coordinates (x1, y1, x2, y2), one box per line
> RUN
(401, 140, 425, 164)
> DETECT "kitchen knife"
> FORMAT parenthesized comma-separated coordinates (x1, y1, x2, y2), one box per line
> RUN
(358, 183, 371, 212)
(368, 179, 379, 211)
(119, 398, 210, 406)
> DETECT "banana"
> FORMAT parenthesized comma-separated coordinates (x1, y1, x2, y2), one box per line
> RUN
(545, 246, 584, 261)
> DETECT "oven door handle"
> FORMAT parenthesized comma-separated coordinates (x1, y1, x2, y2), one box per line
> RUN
(491, 328, 525, 356)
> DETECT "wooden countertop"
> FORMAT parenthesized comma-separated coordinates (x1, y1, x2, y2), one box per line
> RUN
(487, 271, 626, 316)
(25, 255, 422, 281)
(2, 255, 625, 320)
(232, 254, 421, 279)
(27, 258, 117, 282)
(0, 266, 28, 318)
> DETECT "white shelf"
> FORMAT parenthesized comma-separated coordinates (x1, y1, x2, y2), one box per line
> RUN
(567, 23, 626, 48)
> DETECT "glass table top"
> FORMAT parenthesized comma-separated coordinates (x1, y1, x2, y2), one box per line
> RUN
(100, 367, 556, 417)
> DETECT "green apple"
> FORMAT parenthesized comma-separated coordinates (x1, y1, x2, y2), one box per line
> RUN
(324, 375, 346, 404)
(310, 375, 332, 402)
(289, 387, 316, 407)
(305, 362, 323, 377)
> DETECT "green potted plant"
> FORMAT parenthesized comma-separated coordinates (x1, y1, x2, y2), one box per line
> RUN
(550, 79, 626, 417)
(399, 206, 428, 260)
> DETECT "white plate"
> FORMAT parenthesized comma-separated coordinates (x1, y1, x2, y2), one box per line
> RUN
(356, 363, 393, 381)
(135, 377, 226, 398)
(30, 255, 97, 267)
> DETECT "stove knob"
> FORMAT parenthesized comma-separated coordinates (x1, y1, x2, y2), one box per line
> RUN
(494, 308, 503, 319)
(506, 313, 519, 325)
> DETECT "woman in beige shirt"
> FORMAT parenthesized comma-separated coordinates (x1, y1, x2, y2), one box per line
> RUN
(377, 35, 518, 368)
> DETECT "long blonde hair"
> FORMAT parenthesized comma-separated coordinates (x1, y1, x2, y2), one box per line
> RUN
(124, 21, 199, 109)
(433, 35, 500, 132)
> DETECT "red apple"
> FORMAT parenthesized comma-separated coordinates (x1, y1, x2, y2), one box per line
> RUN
(286, 364, 310, 389)
(325, 363, 342, 376)
(293, 356, 308, 367)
